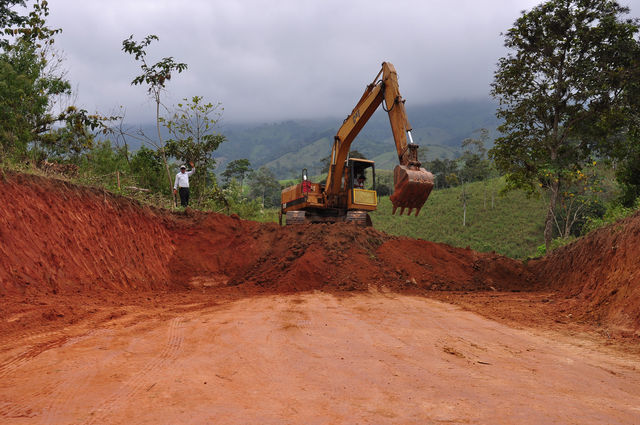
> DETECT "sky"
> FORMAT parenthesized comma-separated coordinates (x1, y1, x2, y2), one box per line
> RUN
(43, 0, 640, 124)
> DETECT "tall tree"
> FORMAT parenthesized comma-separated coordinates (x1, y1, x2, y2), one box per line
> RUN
(460, 128, 493, 183)
(164, 96, 226, 203)
(0, 0, 25, 42)
(222, 158, 252, 189)
(122, 34, 187, 196)
(248, 166, 281, 208)
(0, 0, 109, 162)
(490, 0, 639, 250)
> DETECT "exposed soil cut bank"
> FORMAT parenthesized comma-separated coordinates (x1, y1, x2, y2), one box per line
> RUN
(0, 172, 534, 297)
(0, 173, 177, 294)
(1, 171, 639, 336)
(532, 211, 640, 334)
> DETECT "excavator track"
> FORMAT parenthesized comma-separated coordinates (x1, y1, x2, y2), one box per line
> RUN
(345, 211, 372, 227)
(285, 211, 306, 225)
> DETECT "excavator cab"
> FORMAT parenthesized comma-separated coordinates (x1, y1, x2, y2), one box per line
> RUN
(346, 158, 377, 211)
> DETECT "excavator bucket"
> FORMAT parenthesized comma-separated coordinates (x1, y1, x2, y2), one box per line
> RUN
(390, 165, 434, 216)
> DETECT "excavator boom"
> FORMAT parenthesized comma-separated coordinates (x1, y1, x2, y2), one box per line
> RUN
(326, 62, 434, 215)
(280, 62, 434, 226)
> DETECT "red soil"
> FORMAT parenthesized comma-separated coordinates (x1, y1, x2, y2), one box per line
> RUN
(531, 211, 640, 334)
(0, 171, 638, 339)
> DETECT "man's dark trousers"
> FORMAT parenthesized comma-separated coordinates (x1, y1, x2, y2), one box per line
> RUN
(179, 187, 190, 207)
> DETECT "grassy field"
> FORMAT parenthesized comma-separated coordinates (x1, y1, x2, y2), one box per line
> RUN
(370, 177, 548, 259)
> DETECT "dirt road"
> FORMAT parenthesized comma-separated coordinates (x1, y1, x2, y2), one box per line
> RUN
(1, 292, 638, 424)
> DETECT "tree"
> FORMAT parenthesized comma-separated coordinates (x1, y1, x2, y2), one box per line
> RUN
(248, 166, 281, 208)
(490, 0, 639, 251)
(163, 96, 226, 203)
(460, 128, 493, 183)
(551, 163, 605, 238)
(600, 50, 640, 207)
(0, 0, 26, 48)
(130, 145, 165, 192)
(424, 158, 460, 189)
(0, 1, 112, 164)
(122, 34, 187, 196)
(222, 158, 252, 189)
(459, 184, 471, 227)
(460, 128, 496, 209)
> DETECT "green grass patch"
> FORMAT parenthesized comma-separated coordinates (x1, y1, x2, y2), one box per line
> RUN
(371, 177, 547, 259)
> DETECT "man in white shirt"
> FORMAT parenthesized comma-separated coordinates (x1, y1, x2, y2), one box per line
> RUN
(173, 161, 195, 207)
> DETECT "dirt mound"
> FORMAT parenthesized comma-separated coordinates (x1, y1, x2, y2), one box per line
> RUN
(1, 171, 638, 335)
(171, 216, 538, 295)
(531, 211, 640, 333)
(0, 172, 532, 298)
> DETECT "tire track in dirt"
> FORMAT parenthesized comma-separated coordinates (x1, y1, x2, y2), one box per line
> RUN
(39, 329, 116, 425)
(0, 335, 70, 379)
(0, 329, 109, 422)
(0, 382, 57, 420)
(0, 400, 39, 420)
(80, 317, 185, 425)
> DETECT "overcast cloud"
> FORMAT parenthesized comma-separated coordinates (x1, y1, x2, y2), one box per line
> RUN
(45, 0, 640, 124)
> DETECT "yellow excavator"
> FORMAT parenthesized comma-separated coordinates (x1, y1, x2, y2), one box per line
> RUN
(280, 62, 434, 226)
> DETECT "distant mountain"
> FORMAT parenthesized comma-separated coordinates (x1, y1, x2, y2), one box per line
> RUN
(217, 98, 499, 178)
(121, 98, 499, 179)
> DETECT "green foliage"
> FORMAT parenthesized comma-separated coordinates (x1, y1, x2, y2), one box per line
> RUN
(460, 128, 494, 183)
(375, 169, 393, 196)
(609, 105, 640, 206)
(248, 166, 281, 208)
(222, 158, 251, 188)
(536, 236, 578, 256)
(547, 162, 614, 238)
(371, 177, 548, 259)
(130, 145, 165, 192)
(490, 0, 640, 250)
(582, 198, 640, 234)
(121, 35, 187, 95)
(122, 33, 188, 196)
(0, 0, 66, 160)
(79, 140, 128, 177)
(163, 96, 226, 204)
(0, 1, 113, 164)
(423, 158, 460, 189)
(0, 1, 26, 42)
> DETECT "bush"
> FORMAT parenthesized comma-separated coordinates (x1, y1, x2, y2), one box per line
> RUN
(582, 199, 640, 234)
(536, 236, 578, 256)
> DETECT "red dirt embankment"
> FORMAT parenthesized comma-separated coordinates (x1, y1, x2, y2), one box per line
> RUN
(0, 173, 177, 293)
(0, 171, 638, 334)
(0, 172, 535, 297)
(532, 211, 640, 333)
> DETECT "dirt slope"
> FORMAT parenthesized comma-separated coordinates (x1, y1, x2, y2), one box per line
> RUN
(0, 172, 534, 296)
(0, 173, 178, 294)
(0, 171, 639, 335)
(532, 211, 640, 333)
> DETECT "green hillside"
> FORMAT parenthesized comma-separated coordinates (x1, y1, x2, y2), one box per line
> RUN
(370, 177, 547, 259)
(371, 144, 458, 170)
(215, 99, 499, 179)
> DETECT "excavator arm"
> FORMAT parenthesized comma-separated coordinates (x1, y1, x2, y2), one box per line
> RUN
(325, 62, 434, 215)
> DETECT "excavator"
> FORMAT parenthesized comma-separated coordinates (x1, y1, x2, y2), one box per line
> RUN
(280, 62, 434, 226)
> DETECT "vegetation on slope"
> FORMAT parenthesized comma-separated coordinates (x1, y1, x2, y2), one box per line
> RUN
(371, 178, 547, 259)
